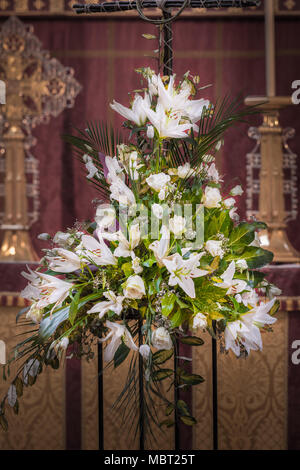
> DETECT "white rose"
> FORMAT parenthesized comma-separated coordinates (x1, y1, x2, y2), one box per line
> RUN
(169, 215, 186, 237)
(151, 327, 172, 351)
(230, 185, 243, 196)
(236, 259, 248, 271)
(202, 187, 222, 208)
(123, 275, 146, 299)
(95, 205, 116, 229)
(224, 198, 236, 209)
(139, 344, 151, 359)
(146, 173, 171, 192)
(147, 125, 155, 139)
(152, 203, 164, 219)
(192, 313, 207, 330)
(205, 240, 224, 258)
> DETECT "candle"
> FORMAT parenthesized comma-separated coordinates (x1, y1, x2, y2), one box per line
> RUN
(265, 0, 276, 97)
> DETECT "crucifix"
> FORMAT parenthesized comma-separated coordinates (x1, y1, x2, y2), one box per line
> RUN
(0, 16, 81, 262)
(72, 0, 259, 451)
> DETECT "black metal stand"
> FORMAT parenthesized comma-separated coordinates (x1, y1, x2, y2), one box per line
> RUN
(98, 342, 104, 450)
(212, 321, 218, 450)
(138, 318, 145, 450)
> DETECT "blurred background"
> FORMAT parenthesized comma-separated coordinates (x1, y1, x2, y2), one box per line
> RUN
(0, 0, 300, 450)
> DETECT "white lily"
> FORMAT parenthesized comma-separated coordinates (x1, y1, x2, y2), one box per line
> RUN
(81, 234, 117, 266)
(21, 272, 73, 317)
(95, 205, 116, 230)
(99, 320, 138, 362)
(163, 252, 208, 298)
(225, 298, 277, 356)
(83, 154, 100, 179)
(114, 224, 141, 258)
(143, 102, 192, 139)
(214, 261, 248, 295)
(109, 175, 136, 206)
(45, 248, 82, 273)
(105, 156, 123, 183)
(149, 225, 170, 267)
(87, 291, 125, 318)
(110, 94, 150, 126)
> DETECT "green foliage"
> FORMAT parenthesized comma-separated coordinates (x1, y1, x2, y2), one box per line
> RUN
(152, 349, 173, 365)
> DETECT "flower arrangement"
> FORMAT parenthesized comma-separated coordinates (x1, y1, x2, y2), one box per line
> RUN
(0, 68, 280, 436)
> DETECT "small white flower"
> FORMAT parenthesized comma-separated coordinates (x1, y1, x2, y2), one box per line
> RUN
(152, 327, 172, 351)
(37, 233, 50, 241)
(202, 187, 222, 209)
(236, 259, 248, 271)
(123, 275, 146, 299)
(169, 215, 186, 237)
(192, 313, 207, 330)
(205, 240, 224, 259)
(207, 163, 221, 183)
(139, 344, 151, 359)
(132, 257, 143, 274)
(230, 185, 244, 196)
(146, 125, 155, 139)
(158, 189, 166, 201)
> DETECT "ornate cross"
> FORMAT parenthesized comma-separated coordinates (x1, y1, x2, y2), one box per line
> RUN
(0, 16, 81, 262)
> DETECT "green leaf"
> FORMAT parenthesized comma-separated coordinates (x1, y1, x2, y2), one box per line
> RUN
(16, 307, 29, 323)
(114, 343, 130, 368)
(121, 262, 133, 277)
(152, 368, 174, 381)
(228, 222, 256, 248)
(0, 414, 8, 431)
(180, 415, 197, 426)
(177, 399, 191, 417)
(14, 377, 23, 398)
(225, 247, 274, 269)
(165, 403, 174, 416)
(39, 292, 102, 340)
(153, 349, 173, 365)
(69, 290, 81, 326)
(180, 336, 204, 346)
(178, 369, 205, 385)
(159, 419, 175, 428)
(142, 257, 156, 268)
(161, 293, 176, 317)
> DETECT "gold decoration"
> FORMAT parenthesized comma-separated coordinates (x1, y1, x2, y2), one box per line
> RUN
(0, 16, 81, 262)
(245, 96, 300, 263)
